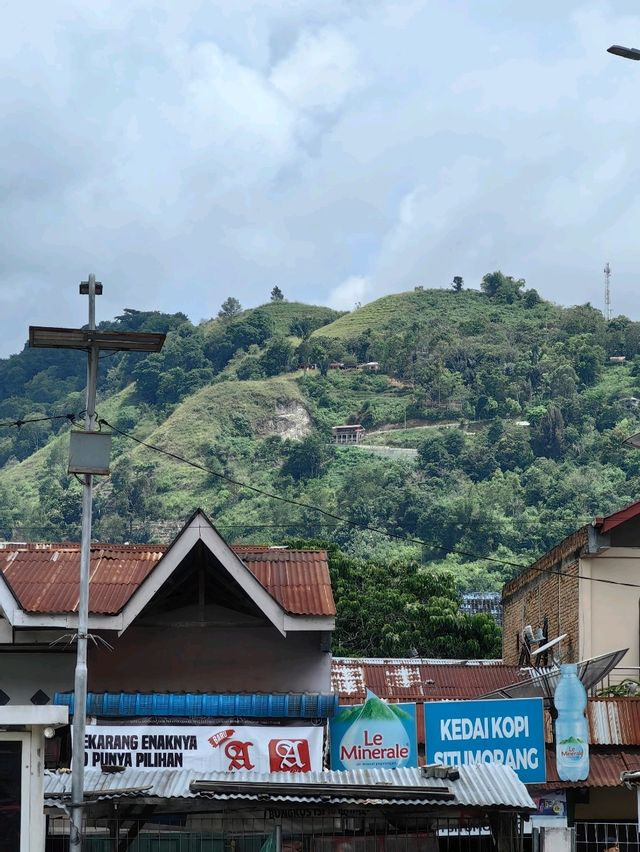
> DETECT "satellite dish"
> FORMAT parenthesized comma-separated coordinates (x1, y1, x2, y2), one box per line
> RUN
(480, 648, 628, 704)
(531, 634, 567, 658)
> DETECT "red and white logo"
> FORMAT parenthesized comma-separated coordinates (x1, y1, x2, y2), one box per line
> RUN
(208, 729, 235, 748)
(268, 738, 311, 773)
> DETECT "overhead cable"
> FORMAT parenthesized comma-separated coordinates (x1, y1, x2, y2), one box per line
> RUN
(98, 418, 640, 589)
(0, 412, 78, 429)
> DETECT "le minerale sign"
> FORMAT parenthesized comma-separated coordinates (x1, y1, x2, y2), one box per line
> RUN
(330, 691, 418, 770)
(424, 697, 546, 784)
(82, 725, 323, 772)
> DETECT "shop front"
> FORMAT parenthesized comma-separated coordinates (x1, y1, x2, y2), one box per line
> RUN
(44, 763, 536, 852)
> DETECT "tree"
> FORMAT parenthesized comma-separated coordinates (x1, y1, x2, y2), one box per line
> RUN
(531, 404, 565, 459)
(218, 297, 242, 321)
(260, 337, 295, 377)
(321, 546, 501, 657)
(103, 459, 161, 541)
(451, 276, 464, 292)
(281, 434, 333, 481)
(481, 271, 525, 304)
(270, 285, 284, 302)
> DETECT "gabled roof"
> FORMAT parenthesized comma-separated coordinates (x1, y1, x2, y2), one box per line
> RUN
(0, 510, 334, 634)
(595, 498, 640, 534)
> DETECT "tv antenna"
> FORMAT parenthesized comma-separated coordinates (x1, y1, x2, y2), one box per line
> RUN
(604, 262, 612, 321)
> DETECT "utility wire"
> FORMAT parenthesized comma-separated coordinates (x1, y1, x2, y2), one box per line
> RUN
(99, 419, 640, 590)
(0, 413, 78, 429)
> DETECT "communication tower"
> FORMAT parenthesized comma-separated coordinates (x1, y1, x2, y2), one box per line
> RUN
(604, 262, 611, 321)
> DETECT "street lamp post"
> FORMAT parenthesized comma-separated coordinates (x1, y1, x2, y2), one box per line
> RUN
(29, 277, 165, 851)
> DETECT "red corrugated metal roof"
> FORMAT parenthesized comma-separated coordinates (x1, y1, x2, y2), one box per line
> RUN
(0, 542, 334, 617)
(241, 550, 335, 618)
(331, 658, 523, 702)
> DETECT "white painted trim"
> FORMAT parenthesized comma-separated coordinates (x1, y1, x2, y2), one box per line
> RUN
(199, 522, 287, 635)
(283, 615, 335, 631)
(0, 575, 17, 625)
(0, 705, 68, 726)
(11, 612, 122, 630)
(118, 512, 288, 636)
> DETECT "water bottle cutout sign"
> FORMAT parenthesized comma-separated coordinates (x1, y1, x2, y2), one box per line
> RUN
(554, 663, 590, 782)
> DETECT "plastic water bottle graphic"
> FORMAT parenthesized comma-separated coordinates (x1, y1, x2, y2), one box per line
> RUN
(555, 663, 589, 781)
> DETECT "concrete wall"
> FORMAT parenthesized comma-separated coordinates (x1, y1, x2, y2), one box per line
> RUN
(0, 652, 75, 704)
(580, 549, 640, 666)
(89, 623, 330, 693)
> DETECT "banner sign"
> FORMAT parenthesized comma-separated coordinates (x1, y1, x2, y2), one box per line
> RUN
(424, 697, 546, 783)
(82, 725, 323, 773)
(536, 791, 567, 818)
(330, 691, 417, 770)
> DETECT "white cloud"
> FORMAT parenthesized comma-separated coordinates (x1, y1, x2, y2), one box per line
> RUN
(328, 276, 370, 310)
(270, 28, 361, 112)
(3, 1, 640, 356)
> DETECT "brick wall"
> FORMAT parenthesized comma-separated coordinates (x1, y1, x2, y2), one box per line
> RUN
(502, 527, 587, 665)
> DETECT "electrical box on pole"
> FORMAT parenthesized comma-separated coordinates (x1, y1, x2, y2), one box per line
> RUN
(68, 431, 113, 475)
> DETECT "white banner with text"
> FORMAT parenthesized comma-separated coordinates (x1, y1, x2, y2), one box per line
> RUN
(82, 725, 324, 773)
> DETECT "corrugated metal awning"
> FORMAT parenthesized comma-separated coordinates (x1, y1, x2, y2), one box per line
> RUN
(45, 765, 535, 811)
(53, 691, 338, 719)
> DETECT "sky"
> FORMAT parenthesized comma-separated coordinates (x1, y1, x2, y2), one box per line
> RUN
(1, 0, 640, 357)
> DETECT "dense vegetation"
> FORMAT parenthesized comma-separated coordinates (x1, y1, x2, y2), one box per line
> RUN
(2, 274, 640, 655)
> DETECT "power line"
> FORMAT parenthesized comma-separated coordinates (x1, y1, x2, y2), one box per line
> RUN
(99, 418, 640, 590)
(0, 412, 78, 429)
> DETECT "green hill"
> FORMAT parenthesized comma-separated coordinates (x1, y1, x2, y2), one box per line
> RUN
(204, 301, 342, 338)
(311, 287, 557, 341)
(2, 280, 640, 600)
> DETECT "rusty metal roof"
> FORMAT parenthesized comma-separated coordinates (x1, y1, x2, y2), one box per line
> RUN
(586, 698, 640, 745)
(0, 542, 334, 617)
(543, 747, 640, 788)
(241, 550, 335, 618)
(331, 657, 522, 702)
(540, 699, 640, 746)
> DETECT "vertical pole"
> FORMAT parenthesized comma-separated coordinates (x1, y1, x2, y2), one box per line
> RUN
(70, 273, 98, 852)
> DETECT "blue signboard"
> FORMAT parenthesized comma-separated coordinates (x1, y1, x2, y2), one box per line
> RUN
(424, 697, 546, 783)
(330, 691, 418, 770)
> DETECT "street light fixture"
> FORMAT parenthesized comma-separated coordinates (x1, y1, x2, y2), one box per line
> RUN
(29, 276, 165, 852)
(607, 45, 640, 61)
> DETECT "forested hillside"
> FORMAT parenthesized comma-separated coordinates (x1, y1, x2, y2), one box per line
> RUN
(2, 273, 640, 619)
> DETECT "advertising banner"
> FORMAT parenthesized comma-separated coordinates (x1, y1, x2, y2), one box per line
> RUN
(424, 697, 546, 783)
(82, 725, 324, 773)
(330, 691, 418, 770)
